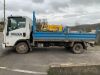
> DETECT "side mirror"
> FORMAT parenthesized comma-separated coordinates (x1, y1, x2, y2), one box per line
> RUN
(6, 27, 10, 36)
(6, 31, 9, 36)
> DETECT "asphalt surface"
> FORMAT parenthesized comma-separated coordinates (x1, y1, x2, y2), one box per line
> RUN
(0, 32, 100, 75)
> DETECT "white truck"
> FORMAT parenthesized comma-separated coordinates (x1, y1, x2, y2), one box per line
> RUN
(2, 12, 97, 54)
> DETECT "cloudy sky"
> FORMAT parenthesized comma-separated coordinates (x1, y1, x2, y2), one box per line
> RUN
(0, 0, 100, 26)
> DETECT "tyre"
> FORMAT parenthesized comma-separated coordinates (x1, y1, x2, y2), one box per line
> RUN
(15, 42, 29, 54)
(72, 43, 84, 54)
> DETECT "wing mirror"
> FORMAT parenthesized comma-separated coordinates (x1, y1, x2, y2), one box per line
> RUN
(6, 31, 9, 36)
(6, 27, 10, 36)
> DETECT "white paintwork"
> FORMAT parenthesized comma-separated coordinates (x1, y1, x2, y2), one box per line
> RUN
(2, 16, 32, 48)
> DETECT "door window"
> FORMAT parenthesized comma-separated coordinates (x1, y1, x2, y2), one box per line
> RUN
(8, 17, 26, 31)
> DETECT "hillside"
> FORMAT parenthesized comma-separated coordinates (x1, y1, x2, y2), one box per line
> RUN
(71, 23, 100, 32)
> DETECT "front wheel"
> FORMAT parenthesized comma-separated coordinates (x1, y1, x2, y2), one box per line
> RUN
(72, 43, 84, 54)
(15, 42, 29, 54)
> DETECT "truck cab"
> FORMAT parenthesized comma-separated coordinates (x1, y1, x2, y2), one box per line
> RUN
(2, 16, 32, 53)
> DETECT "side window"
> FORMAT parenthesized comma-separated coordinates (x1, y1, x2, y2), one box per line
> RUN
(8, 17, 26, 31)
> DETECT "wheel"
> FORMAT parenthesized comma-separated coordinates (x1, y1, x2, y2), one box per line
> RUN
(72, 43, 84, 54)
(15, 42, 29, 54)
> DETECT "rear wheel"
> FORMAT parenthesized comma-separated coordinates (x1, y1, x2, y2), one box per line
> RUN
(15, 42, 29, 54)
(72, 43, 84, 54)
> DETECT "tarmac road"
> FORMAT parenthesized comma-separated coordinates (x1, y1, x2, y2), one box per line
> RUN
(0, 32, 100, 75)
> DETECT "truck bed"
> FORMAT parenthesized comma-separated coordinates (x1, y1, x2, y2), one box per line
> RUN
(33, 32, 96, 41)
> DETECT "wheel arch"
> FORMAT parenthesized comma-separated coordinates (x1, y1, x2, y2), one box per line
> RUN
(14, 39, 32, 51)
(14, 39, 28, 46)
(70, 41, 87, 49)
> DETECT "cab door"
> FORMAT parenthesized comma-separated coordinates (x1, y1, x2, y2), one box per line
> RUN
(5, 17, 26, 47)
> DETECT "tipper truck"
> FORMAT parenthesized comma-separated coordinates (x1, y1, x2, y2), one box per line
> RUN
(2, 12, 98, 54)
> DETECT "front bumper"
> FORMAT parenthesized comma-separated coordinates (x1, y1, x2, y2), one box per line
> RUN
(2, 43, 6, 49)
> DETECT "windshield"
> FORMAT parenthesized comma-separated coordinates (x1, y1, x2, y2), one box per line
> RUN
(7, 17, 26, 31)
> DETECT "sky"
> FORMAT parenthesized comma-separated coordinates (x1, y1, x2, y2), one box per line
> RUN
(0, 0, 100, 26)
